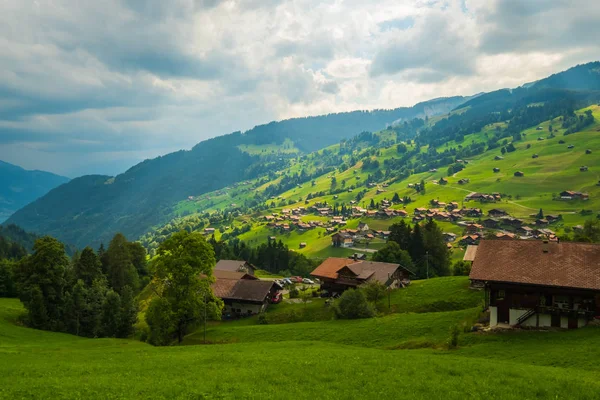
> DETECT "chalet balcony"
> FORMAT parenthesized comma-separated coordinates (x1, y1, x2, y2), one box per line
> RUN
(538, 305, 595, 320)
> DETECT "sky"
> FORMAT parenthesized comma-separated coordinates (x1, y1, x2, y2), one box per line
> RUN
(1, 0, 599, 178)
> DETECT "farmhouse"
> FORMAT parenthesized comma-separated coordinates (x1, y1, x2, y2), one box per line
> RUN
(580, 166, 589, 172)
(488, 209, 507, 217)
(469, 240, 600, 328)
(311, 257, 414, 294)
(559, 191, 589, 200)
(331, 232, 354, 248)
(215, 260, 257, 276)
(514, 171, 524, 177)
(204, 228, 216, 235)
(493, 167, 500, 173)
(212, 270, 281, 318)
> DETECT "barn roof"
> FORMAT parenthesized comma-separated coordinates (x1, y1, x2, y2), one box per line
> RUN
(463, 245, 478, 261)
(469, 240, 600, 291)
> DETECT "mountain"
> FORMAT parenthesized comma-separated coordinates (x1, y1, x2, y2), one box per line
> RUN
(0, 161, 70, 222)
(5, 97, 467, 248)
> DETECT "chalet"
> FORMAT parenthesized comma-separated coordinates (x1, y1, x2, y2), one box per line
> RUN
(501, 216, 523, 227)
(439, 177, 448, 185)
(212, 270, 282, 318)
(331, 232, 354, 248)
(462, 208, 483, 217)
(458, 179, 470, 185)
(559, 191, 589, 200)
(495, 232, 516, 240)
(311, 257, 414, 294)
(536, 219, 549, 226)
(349, 253, 367, 261)
(546, 215, 561, 223)
(514, 171, 524, 177)
(488, 209, 507, 217)
(204, 228, 216, 235)
(568, 145, 575, 149)
(494, 156, 504, 160)
(532, 154, 539, 159)
(580, 166, 589, 172)
(466, 223, 484, 233)
(414, 207, 428, 215)
(493, 168, 500, 173)
(397, 210, 409, 217)
(447, 202, 459, 210)
(483, 218, 500, 229)
(469, 240, 600, 328)
(443, 232, 457, 242)
(459, 235, 480, 246)
(299, 242, 307, 249)
(517, 226, 534, 236)
(586, 149, 592, 154)
(215, 260, 257, 276)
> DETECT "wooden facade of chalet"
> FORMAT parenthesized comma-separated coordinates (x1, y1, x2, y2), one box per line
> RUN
(212, 270, 282, 318)
(469, 240, 600, 329)
(311, 258, 414, 294)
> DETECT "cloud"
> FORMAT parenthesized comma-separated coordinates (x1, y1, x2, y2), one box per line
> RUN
(0, 0, 599, 176)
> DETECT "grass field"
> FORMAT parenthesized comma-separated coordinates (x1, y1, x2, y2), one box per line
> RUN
(3, 272, 600, 399)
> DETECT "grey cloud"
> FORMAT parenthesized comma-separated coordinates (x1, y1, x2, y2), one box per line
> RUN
(379, 17, 415, 31)
(370, 11, 476, 78)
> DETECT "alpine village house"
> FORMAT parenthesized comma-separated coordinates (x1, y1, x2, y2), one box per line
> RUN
(469, 240, 600, 329)
(310, 257, 414, 294)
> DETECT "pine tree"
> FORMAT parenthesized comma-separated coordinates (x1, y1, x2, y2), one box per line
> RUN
(101, 290, 121, 337)
(106, 233, 139, 294)
(369, 198, 375, 209)
(74, 247, 103, 286)
(537, 208, 544, 219)
(118, 285, 137, 338)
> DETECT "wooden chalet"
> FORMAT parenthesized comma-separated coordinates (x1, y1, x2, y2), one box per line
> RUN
(212, 270, 282, 318)
(331, 232, 354, 248)
(311, 257, 414, 294)
(469, 240, 600, 328)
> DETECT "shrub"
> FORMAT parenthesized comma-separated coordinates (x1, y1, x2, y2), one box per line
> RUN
(289, 287, 299, 299)
(452, 260, 472, 276)
(333, 289, 375, 320)
(362, 281, 387, 303)
(448, 324, 460, 349)
(258, 313, 268, 325)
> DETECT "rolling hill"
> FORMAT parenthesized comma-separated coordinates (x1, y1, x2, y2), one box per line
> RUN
(0, 160, 69, 222)
(5, 97, 467, 248)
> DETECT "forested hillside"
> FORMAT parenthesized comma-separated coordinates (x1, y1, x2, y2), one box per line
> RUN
(6, 97, 467, 248)
(0, 161, 69, 222)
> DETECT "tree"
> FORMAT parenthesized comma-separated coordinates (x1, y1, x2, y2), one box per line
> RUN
(420, 179, 426, 194)
(372, 242, 414, 272)
(106, 233, 139, 294)
(0, 260, 17, 297)
(408, 224, 426, 266)
(501, 147, 506, 155)
(369, 198, 376, 209)
(74, 247, 103, 286)
(149, 231, 223, 344)
(101, 290, 121, 337)
(145, 297, 174, 346)
(118, 285, 137, 338)
(16, 236, 69, 331)
(422, 220, 451, 278)
(536, 208, 544, 219)
(452, 260, 472, 276)
(362, 281, 387, 304)
(392, 193, 400, 203)
(333, 289, 374, 319)
(389, 221, 412, 250)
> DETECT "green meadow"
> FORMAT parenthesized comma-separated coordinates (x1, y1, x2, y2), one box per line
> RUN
(3, 274, 600, 399)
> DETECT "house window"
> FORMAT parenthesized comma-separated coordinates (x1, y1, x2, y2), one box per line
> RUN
(496, 290, 505, 301)
(553, 295, 569, 309)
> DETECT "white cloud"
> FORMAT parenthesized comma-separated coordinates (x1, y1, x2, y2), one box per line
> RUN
(0, 0, 599, 176)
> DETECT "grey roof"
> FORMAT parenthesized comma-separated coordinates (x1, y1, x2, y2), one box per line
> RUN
(227, 280, 275, 302)
(214, 259, 256, 273)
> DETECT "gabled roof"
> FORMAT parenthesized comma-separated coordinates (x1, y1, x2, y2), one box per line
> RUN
(227, 280, 276, 302)
(213, 270, 258, 280)
(463, 245, 478, 261)
(311, 258, 414, 283)
(214, 259, 256, 273)
(469, 240, 600, 291)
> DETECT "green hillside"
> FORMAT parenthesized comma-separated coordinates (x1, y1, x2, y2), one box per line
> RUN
(141, 102, 600, 265)
(6, 97, 466, 249)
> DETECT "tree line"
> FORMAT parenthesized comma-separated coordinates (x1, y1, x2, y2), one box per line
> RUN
(372, 220, 451, 278)
(5, 233, 147, 338)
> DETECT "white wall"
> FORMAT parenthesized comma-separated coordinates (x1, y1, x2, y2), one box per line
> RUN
(490, 306, 498, 326)
(507, 309, 587, 328)
(224, 302, 265, 316)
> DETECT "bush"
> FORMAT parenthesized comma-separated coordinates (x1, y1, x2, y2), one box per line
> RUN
(289, 287, 299, 299)
(452, 260, 472, 276)
(258, 313, 268, 325)
(333, 289, 375, 320)
(448, 324, 460, 349)
(311, 290, 319, 298)
(362, 281, 387, 303)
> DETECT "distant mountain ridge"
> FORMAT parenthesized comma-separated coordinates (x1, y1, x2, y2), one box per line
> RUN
(7, 61, 600, 249)
(0, 161, 69, 222)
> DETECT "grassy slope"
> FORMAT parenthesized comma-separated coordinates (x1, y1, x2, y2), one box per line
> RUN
(159, 105, 600, 261)
(3, 295, 600, 399)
